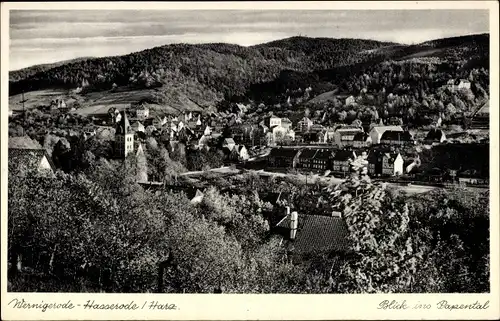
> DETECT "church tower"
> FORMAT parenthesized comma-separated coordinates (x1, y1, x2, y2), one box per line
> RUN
(115, 111, 134, 158)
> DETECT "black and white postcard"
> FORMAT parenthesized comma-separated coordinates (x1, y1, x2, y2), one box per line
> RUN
(1, 1, 499, 320)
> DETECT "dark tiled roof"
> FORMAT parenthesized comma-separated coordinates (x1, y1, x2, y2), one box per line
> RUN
(314, 149, 333, 160)
(269, 148, 299, 158)
(276, 214, 350, 254)
(353, 132, 369, 141)
(299, 149, 317, 159)
(333, 150, 355, 161)
(380, 130, 413, 141)
(425, 129, 445, 141)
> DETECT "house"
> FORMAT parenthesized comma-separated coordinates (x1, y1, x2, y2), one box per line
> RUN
(352, 132, 372, 148)
(281, 118, 292, 130)
(447, 79, 471, 92)
(297, 149, 315, 170)
(381, 152, 404, 176)
(265, 115, 282, 128)
(379, 130, 414, 146)
(190, 189, 205, 205)
(312, 149, 334, 171)
(267, 125, 295, 146)
(153, 116, 168, 128)
(457, 79, 471, 90)
(131, 121, 145, 133)
(230, 145, 250, 162)
(197, 135, 212, 148)
(222, 138, 236, 151)
(267, 148, 300, 168)
(333, 126, 364, 147)
(8, 148, 56, 176)
(332, 150, 356, 174)
(424, 129, 446, 144)
(273, 210, 350, 259)
(145, 125, 157, 136)
(367, 151, 383, 176)
(369, 125, 404, 144)
(345, 95, 356, 106)
(136, 105, 150, 119)
(184, 111, 193, 122)
(321, 127, 336, 144)
(297, 117, 313, 133)
(203, 125, 212, 136)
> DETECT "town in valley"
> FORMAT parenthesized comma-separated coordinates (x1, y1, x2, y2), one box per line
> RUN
(6, 9, 491, 295)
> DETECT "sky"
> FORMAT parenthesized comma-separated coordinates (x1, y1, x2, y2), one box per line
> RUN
(9, 9, 489, 71)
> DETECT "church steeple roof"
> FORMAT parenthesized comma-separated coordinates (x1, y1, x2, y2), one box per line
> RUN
(116, 111, 131, 135)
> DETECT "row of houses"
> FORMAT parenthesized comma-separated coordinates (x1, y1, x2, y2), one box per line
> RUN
(267, 147, 407, 177)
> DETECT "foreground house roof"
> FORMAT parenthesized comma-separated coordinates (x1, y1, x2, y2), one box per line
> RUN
(276, 213, 350, 255)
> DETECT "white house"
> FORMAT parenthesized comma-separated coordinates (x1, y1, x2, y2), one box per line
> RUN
(131, 121, 145, 133)
(297, 117, 313, 133)
(333, 126, 364, 147)
(345, 95, 356, 106)
(369, 125, 404, 144)
(457, 79, 471, 90)
(136, 105, 150, 119)
(267, 115, 282, 128)
(231, 145, 250, 162)
(268, 125, 295, 146)
(203, 125, 212, 136)
(223, 138, 236, 151)
(382, 152, 404, 176)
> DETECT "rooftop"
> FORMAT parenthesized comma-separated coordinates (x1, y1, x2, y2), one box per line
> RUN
(269, 148, 299, 158)
(380, 130, 413, 141)
(276, 213, 350, 255)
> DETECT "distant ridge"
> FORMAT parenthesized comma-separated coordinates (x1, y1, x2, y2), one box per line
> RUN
(8, 33, 489, 113)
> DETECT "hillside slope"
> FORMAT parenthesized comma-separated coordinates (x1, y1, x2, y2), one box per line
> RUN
(9, 34, 489, 114)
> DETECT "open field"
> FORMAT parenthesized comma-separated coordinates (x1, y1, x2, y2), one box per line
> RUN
(9, 89, 71, 111)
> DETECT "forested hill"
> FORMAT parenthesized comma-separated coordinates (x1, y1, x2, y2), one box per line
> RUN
(9, 34, 489, 109)
(9, 57, 95, 82)
(8, 36, 396, 99)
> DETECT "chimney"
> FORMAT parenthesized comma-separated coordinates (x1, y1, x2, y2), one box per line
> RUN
(290, 211, 298, 240)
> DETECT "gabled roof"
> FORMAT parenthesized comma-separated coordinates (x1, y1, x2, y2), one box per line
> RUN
(237, 145, 247, 153)
(314, 149, 333, 160)
(190, 189, 204, 205)
(380, 130, 413, 141)
(276, 214, 350, 254)
(8, 148, 56, 173)
(371, 125, 404, 134)
(383, 152, 402, 164)
(425, 128, 446, 141)
(269, 148, 299, 158)
(299, 149, 317, 159)
(333, 150, 356, 161)
(223, 138, 235, 145)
